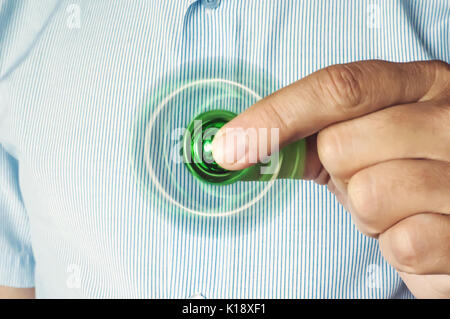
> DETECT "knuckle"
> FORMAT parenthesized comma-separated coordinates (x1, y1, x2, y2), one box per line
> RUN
(429, 60, 450, 101)
(436, 103, 450, 132)
(428, 103, 450, 124)
(258, 98, 293, 133)
(264, 100, 291, 130)
(319, 64, 363, 111)
(387, 224, 424, 274)
(432, 59, 450, 77)
(347, 173, 382, 235)
(422, 104, 450, 157)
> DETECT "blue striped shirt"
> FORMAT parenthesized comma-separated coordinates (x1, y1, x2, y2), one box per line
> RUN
(0, 0, 448, 298)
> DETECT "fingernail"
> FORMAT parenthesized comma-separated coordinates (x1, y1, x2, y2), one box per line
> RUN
(212, 128, 249, 168)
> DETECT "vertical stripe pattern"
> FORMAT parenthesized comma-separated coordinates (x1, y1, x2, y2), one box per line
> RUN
(0, 0, 448, 298)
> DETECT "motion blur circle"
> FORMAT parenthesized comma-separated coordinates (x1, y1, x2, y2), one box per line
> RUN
(131, 61, 281, 217)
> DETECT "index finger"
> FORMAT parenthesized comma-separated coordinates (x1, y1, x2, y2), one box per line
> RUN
(211, 60, 446, 170)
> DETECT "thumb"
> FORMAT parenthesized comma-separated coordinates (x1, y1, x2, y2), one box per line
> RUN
(212, 60, 439, 172)
(211, 127, 325, 183)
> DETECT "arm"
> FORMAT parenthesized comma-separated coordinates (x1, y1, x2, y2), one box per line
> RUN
(0, 286, 35, 299)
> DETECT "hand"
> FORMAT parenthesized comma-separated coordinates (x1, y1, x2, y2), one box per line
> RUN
(212, 60, 450, 298)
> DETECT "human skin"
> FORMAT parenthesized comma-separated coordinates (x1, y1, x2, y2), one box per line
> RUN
(1, 61, 448, 299)
(212, 60, 450, 299)
(0, 286, 35, 299)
